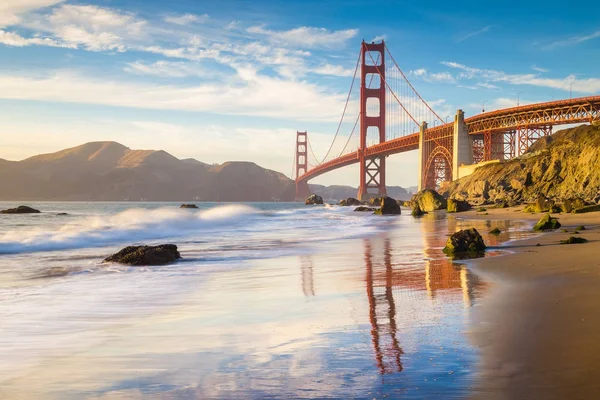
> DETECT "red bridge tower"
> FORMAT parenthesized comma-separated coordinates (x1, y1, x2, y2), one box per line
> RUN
(295, 131, 310, 200)
(358, 41, 387, 201)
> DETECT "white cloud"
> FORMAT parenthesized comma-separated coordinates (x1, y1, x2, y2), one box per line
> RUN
(124, 60, 208, 78)
(0, 0, 63, 28)
(0, 70, 348, 121)
(476, 82, 499, 90)
(311, 63, 355, 77)
(456, 25, 492, 42)
(246, 25, 358, 48)
(441, 61, 600, 93)
(409, 68, 456, 84)
(164, 13, 208, 25)
(0, 29, 74, 48)
(16, 4, 147, 52)
(371, 35, 386, 42)
(546, 30, 600, 48)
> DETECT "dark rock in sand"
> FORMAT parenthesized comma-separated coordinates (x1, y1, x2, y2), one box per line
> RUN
(533, 214, 561, 231)
(560, 236, 588, 244)
(354, 206, 377, 212)
(373, 197, 401, 215)
(340, 197, 361, 206)
(1, 205, 41, 214)
(447, 199, 471, 213)
(305, 194, 324, 205)
(443, 228, 486, 255)
(180, 204, 199, 209)
(103, 244, 181, 266)
(56, 213, 69, 216)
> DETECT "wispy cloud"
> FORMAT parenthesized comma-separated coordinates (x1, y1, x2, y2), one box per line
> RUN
(409, 68, 455, 84)
(531, 65, 548, 73)
(164, 13, 208, 26)
(546, 30, 600, 49)
(311, 63, 355, 77)
(441, 61, 600, 93)
(371, 35, 386, 42)
(124, 60, 209, 78)
(457, 25, 492, 42)
(0, 70, 349, 121)
(246, 25, 358, 48)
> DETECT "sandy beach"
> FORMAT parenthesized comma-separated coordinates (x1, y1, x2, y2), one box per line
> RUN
(461, 208, 600, 399)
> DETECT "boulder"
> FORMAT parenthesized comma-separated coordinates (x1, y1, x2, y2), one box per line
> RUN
(103, 244, 181, 266)
(340, 197, 361, 206)
(411, 204, 425, 217)
(447, 199, 471, 213)
(533, 214, 561, 231)
(443, 228, 486, 255)
(180, 204, 199, 209)
(305, 194, 324, 205)
(374, 197, 401, 215)
(354, 206, 376, 212)
(0, 205, 41, 214)
(411, 189, 447, 212)
(562, 198, 587, 213)
(560, 236, 588, 244)
(369, 198, 382, 207)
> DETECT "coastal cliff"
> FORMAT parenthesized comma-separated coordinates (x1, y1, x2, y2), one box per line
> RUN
(445, 124, 600, 206)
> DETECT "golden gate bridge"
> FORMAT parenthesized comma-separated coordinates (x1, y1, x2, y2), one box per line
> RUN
(294, 40, 600, 200)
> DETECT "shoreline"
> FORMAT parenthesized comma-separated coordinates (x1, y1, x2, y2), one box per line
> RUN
(460, 207, 600, 399)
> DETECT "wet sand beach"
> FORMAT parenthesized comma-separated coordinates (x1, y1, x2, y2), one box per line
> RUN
(462, 208, 600, 399)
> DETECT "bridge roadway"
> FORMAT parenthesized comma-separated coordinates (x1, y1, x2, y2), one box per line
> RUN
(298, 96, 600, 184)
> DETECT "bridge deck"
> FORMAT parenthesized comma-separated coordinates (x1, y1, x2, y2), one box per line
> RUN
(298, 96, 600, 184)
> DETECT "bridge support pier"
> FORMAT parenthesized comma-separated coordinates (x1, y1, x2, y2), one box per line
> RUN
(417, 122, 427, 192)
(452, 109, 472, 180)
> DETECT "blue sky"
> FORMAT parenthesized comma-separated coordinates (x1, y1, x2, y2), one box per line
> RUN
(0, 0, 599, 187)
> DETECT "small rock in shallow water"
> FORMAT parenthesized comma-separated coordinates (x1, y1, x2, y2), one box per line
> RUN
(305, 194, 323, 205)
(180, 204, 199, 209)
(1, 205, 41, 214)
(354, 206, 376, 212)
(489, 228, 501, 235)
(103, 244, 181, 266)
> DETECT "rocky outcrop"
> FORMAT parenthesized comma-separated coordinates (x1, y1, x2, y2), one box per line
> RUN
(369, 198, 382, 207)
(340, 197, 361, 206)
(446, 124, 600, 206)
(447, 199, 471, 213)
(0, 205, 41, 214)
(533, 214, 561, 231)
(180, 204, 199, 209)
(103, 244, 181, 266)
(443, 228, 486, 255)
(411, 189, 447, 212)
(305, 194, 324, 205)
(354, 206, 376, 212)
(374, 197, 401, 215)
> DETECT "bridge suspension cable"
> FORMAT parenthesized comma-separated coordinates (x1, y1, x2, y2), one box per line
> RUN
(316, 51, 362, 165)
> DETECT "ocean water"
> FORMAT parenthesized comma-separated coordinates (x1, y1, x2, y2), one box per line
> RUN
(0, 202, 535, 399)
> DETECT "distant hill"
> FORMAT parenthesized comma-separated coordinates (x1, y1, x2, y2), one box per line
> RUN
(0, 142, 294, 201)
(0, 141, 415, 202)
